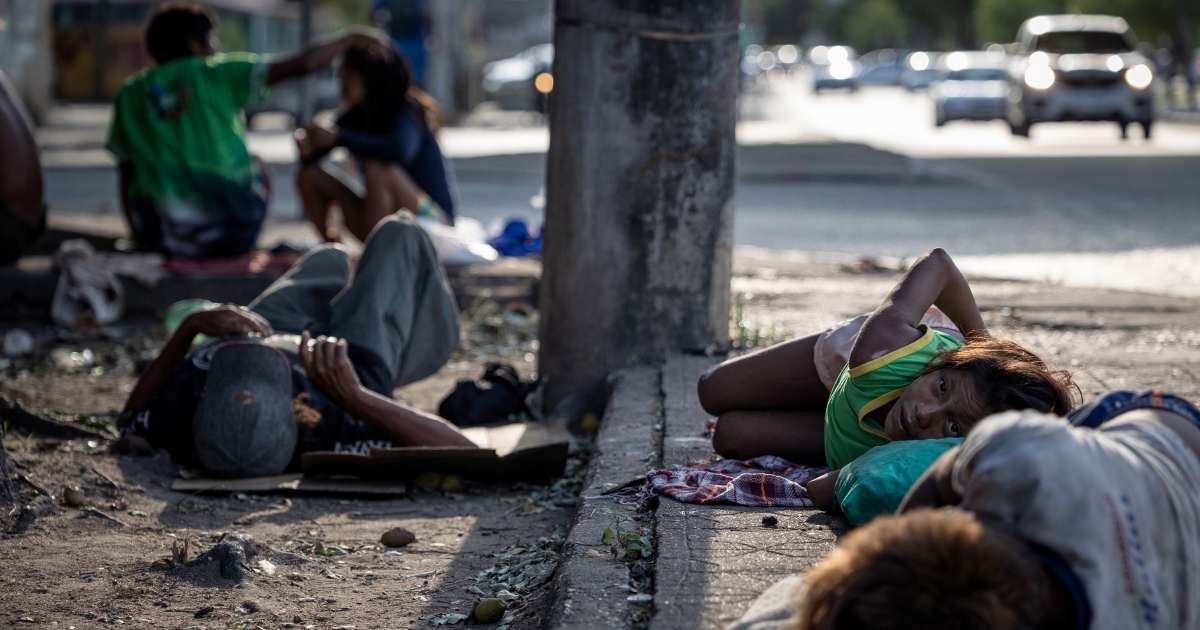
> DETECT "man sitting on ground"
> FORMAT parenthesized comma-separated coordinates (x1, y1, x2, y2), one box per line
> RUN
(117, 214, 474, 477)
(0, 70, 45, 266)
(106, 2, 393, 258)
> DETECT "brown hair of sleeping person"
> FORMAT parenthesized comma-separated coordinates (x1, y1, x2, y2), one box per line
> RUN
(925, 336, 1078, 416)
(795, 509, 1045, 630)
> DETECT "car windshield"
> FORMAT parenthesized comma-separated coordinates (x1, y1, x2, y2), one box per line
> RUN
(946, 69, 1006, 81)
(1034, 31, 1132, 54)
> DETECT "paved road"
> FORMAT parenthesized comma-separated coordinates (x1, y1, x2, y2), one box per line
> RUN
(42, 82, 1200, 287)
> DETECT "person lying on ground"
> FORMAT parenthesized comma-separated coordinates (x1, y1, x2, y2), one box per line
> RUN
(116, 214, 474, 477)
(697, 248, 1075, 505)
(294, 44, 456, 244)
(768, 391, 1200, 630)
(0, 70, 45, 266)
(106, 2, 393, 259)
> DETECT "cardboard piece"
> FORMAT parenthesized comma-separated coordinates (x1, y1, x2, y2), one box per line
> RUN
(170, 422, 570, 495)
(301, 421, 571, 481)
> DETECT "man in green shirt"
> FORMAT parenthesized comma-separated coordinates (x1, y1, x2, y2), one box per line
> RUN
(107, 3, 391, 258)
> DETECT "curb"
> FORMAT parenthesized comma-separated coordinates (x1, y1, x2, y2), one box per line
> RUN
(545, 366, 663, 629)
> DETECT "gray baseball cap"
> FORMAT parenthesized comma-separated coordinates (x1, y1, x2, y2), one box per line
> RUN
(192, 341, 298, 478)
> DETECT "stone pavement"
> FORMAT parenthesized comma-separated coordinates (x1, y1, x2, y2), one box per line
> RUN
(549, 249, 1200, 630)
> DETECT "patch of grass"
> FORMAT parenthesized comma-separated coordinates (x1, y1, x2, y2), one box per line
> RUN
(730, 291, 791, 350)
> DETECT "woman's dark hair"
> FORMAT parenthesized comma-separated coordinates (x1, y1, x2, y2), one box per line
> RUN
(924, 336, 1077, 416)
(337, 46, 441, 135)
(145, 2, 216, 64)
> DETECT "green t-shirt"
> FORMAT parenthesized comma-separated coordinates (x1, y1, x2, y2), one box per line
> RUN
(823, 325, 964, 469)
(106, 54, 270, 258)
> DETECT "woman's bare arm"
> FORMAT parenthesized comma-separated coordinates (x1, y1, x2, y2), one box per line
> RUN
(849, 248, 987, 368)
(807, 469, 841, 511)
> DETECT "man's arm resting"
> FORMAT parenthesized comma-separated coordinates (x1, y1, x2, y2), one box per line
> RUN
(118, 306, 274, 427)
(298, 332, 475, 448)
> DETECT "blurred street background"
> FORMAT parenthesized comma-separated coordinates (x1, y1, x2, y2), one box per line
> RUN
(4, 0, 1199, 296)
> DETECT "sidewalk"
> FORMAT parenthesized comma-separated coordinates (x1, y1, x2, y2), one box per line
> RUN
(549, 249, 1200, 630)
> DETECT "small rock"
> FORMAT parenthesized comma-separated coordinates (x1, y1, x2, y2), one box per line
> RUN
(580, 413, 601, 433)
(380, 527, 416, 548)
(438, 475, 464, 493)
(240, 601, 261, 614)
(3, 329, 33, 357)
(762, 515, 778, 527)
(585, 549, 603, 558)
(194, 606, 214, 619)
(472, 598, 508, 624)
(62, 487, 91, 507)
(414, 472, 443, 490)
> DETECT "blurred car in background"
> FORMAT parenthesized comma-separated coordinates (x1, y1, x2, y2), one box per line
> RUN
(932, 51, 1009, 126)
(1005, 15, 1154, 138)
(901, 51, 940, 90)
(857, 49, 908, 86)
(482, 44, 554, 112)
(809, 45, 861, 92)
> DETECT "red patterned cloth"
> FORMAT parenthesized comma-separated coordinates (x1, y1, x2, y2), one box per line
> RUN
(614, 456, 830, 508)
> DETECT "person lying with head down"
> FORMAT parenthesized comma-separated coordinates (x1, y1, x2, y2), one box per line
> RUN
(699, 248, 1075, 507)
(116, 214, 475, 478)
(727, 390, 1200, 630)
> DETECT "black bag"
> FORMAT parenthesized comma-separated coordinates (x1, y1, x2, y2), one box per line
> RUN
(437, 363, 530, 427)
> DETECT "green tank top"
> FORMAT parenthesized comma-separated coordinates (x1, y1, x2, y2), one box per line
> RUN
(823, 325, 964, 469)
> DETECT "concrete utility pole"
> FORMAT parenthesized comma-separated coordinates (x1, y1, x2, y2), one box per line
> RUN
(539, 0, 740, 409)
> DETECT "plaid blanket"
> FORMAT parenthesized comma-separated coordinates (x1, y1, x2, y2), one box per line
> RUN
(613, 456, 831, 508)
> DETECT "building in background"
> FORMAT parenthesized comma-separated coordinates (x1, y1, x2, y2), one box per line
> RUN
(50, 0, 302, 102)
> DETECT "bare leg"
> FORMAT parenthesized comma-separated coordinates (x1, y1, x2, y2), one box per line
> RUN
(698, 333, 830, 415)
(711, 409, 828, 465)
(296, 163, 364, 242)
(349, 159, 425, 243)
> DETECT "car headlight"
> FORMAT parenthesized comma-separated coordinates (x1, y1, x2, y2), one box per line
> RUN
(1024, 66, 1055, 90)
(1125, 64, 1153, 90)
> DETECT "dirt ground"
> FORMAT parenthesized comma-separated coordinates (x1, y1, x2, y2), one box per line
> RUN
(0, 316, 575, 630)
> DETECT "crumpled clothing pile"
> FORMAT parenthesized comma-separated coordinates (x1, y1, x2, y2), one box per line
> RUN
(611, 456, 830, 508)
(52, 239, 164, 328)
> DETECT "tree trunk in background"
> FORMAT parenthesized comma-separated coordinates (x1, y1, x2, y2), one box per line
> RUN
(539, 0, 739, 410)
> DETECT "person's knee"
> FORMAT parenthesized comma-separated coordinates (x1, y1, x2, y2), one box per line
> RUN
(300, 243, 351, 274)
(711, 412, 753, 460)
(697, 366, 730, 416)
(295, 163, 319, 190)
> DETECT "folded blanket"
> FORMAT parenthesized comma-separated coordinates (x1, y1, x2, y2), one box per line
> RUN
(614, 456, 830, 508)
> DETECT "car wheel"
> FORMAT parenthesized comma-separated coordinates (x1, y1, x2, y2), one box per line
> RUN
(1009, 119, 1030, 137)
(935, 112, 946, 127)
(1140, 120, 1153, 139)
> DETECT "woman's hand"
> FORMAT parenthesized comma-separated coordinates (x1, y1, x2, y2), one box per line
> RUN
(300, 124, 338, 152)
(298, 331, 365, 411)
(184, 305, 273, 338)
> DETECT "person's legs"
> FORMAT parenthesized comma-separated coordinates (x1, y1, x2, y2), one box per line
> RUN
(698, 333, 830, 415)
(248, 244, 351, 334)
(711, 409, 828, 464)
(296, 162, 365, 243)
(350, 159, 425, 242)
(325, 213, 459, 388)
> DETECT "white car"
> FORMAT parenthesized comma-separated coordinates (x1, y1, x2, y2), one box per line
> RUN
(932, 51, 1009, 126)
(1006, 15, 1155, 138)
